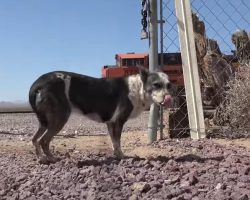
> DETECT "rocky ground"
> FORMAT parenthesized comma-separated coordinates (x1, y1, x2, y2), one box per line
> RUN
(0, 113, 250, 200)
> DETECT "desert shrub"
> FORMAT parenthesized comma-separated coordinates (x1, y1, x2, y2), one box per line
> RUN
(214, 64, 250, 138)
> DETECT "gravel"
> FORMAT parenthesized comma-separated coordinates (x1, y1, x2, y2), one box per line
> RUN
(0, 112, 149, 136)
(0, 113, 250, 199)
(0, 139, 249, 200)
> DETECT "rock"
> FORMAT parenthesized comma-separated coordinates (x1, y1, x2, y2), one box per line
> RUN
(164, 176, 180, 185)
(128, 194, 139, 200)
(237, 182, 246, 188)
(238, 194, 249, 200)
(230, 167, 238, 174)
(243, 166, 250, 175)
(215, 183, 222, 190)
(215, 182, 227, 190)
(132, 182, 151, 193)
(148, 181, 162, 189)
(16, 175, 28, 183)
(180, 180, 190, 188)
(188, 173, 199, 185)
(219, 167, 227, 173)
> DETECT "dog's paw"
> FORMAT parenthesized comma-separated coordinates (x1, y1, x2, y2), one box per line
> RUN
(38, 156, 50, 165)
(113, 150, 124, 159)
(47, 156, 61, 163)
(38, 156, 60, 164)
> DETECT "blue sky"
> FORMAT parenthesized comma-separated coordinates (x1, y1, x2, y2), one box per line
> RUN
(0, 0, 249, 102)
(0, 0, 148, 101)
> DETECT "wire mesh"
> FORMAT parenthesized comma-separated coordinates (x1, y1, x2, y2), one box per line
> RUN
(160, 0, 189, 138)
(160, 0, 249, 139)
(191, 0, 250, 138)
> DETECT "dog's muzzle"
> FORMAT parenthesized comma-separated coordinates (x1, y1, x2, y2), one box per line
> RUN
(160, 95, 172, 107)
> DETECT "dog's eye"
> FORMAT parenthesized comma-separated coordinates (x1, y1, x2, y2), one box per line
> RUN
(153, 82, 162, 89)
(166, 83, 172, 90)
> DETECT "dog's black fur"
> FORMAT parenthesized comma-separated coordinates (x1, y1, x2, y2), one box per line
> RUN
(29, 69, 172, 163)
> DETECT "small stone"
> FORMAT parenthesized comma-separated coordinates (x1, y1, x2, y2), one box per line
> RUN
(180, 180, 190, 187)
(243, 167, 250, 175)
(219, 168, 227, 173)
(0, 190, 5, 196)
(238, 194, 249, 200)
(237, 182, 246, 188)
(189, 174, 199, 185)
(164, 176, 180, 185)
(80, 168, 91, 175)
(230, 167, 238, 174)
(16, 175, 27, 182)
(215, 183, 226, 190)
(149, 181, 162, 189)
(128, 194, 138, 200)
(132, 182, 151, 193)
(215, 183, 222, 190)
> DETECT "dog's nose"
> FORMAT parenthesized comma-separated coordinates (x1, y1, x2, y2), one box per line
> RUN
(161, 95, 172, 107)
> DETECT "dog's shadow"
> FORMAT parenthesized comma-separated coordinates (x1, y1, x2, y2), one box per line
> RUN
(76, 154, 224, 168)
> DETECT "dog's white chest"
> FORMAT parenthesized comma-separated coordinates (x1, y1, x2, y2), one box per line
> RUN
(128, 99, 149, 119)
(126, 75, 150, 118)
(129, 106, 144, 118)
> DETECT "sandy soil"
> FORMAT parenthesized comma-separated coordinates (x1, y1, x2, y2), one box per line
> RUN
(1, 131, 250, 157)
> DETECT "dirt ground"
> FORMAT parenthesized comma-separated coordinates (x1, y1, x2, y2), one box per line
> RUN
(0, 113, 250, 199)
(1, 131, 250, 158)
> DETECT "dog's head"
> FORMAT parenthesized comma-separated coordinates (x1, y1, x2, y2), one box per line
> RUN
(140, 67, 173, 107)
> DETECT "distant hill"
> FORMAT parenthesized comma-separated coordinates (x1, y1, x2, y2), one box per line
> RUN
(0, 101, 32, 113)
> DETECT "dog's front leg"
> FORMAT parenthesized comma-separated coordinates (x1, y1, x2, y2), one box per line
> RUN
(107, 121, 124, 159)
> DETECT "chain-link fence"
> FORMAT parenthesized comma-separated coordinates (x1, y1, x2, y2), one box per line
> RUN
(191, 0, 250, 138)
(160, 0, 250, 139)
(160, 0, 188, 139)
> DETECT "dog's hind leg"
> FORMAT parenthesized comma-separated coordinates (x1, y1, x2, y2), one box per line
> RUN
(38, 105, 71, 163)
(107, 121, 125, 159)
(32, 110, 49, 159)
(32, 126, 47, 158)
(33, 90, 71, 163)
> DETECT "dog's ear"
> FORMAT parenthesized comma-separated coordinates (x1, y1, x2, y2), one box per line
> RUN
(137, 65, 149, 83)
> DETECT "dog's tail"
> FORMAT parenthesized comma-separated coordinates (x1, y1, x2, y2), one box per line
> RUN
(29, 82, 48, 127)
(29, 85, 38, 113)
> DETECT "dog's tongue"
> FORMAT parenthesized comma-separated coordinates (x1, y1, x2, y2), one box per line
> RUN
(161, 95, 172, 107)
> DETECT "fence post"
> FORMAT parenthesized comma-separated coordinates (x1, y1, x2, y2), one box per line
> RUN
(159, 0, 165, 140)
(148, 0, 160, 144)
(175, 0, 206, 139)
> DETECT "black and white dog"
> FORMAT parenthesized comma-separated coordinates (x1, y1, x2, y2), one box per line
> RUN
(29, 68, 172, 163)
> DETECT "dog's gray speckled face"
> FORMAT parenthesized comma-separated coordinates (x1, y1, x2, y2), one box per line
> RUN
(143, 71, 173, 106)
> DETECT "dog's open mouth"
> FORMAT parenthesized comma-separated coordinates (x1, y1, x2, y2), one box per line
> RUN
(160, 95, 172, 107)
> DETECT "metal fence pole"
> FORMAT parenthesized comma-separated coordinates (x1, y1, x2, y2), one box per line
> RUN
(159, 0, 164, 140)
(148, 0, 160, 144)
(175, 0, 206, 139)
